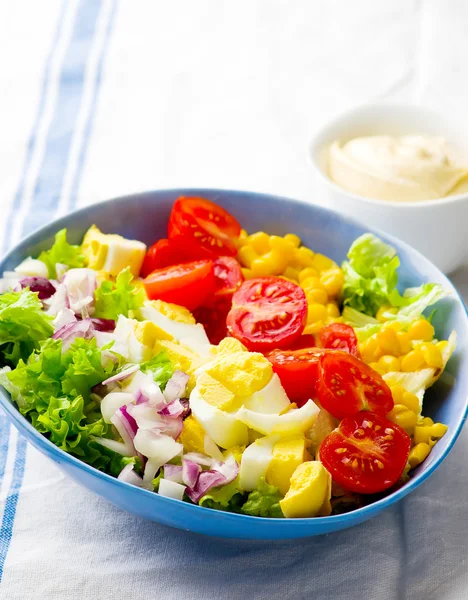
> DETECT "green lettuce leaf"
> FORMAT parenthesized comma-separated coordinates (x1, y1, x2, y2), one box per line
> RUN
(140, 351, 173, 389)
(94, 268, 145, 321)
(1, 337, 123, 471)
(38, 228, 86, 278)
(342, 233, 447, 319)
(241, 478, 283, 518)
(0, 289, 54, 367)
(199, 477, 246, 512)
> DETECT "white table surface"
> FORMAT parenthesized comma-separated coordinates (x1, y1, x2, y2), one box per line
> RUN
(0, 1, 467, 598)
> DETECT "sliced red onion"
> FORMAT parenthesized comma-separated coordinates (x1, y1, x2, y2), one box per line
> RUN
(53, 318, 95, 351)
(126, 402, 165, 430)
(212, 455, 239, 485)
(120, 405, 138, 435)
(118, 463, 143, 487)
(159, 398, 186, 418)
(0, 278, 21, 293)
(204, 436, 224, 461)
(20, 276, 56, 300)
(185, 470, 228, 503)
(100, 391, 134, 423)
(158, 479, 186, 500)
(45, 283, 69, 315)
(143, 459, 161, 489)
(163, 464, 184, 483)
(55, 263, 69, 281)
(91, 317, 116, 332)
(179, 399, 191, 419)
(63, 268, 97, 314)
(182, 452, 215, 467)
(110, 410, 137, 457)
(53, 308, 77, 332)
(102, 364, 139, 386)
(95, 331, 115, 348)
(140, 380, 166, 409)
(163, 370, 189, 402)
(182, 458, 202, 488)
(93, 437, 129, 456)
(158, 417, 183, 440)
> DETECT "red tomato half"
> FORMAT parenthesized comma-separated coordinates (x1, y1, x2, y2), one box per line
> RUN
(317, 352, 394, 420)
(193, 298, 231, 345)
(227, 277, 307, 352)
(320, 411, 411, 494)
(213, 256, 244, 298)
(143, 260, 216, 311)
(266, 347, 326, 407)
(318, 323, 359, 356)
(168, 197, 241, 257)
(141, 238, 214, 276)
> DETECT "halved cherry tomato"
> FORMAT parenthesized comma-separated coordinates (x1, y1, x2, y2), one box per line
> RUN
(319, 411, 411, 494)
(213, 256, 244, 298)
(143, 260, 216, 311)
(227, 277, 307, 352)
(193, 298, 231, 345)
(266, 347, 326, 407)
(318, 323, 359, 356)
(141, 238, 214, 276)
(289, 334, 317, 350)
(168, 197, 241, 257)
(317, 352, 393, 420)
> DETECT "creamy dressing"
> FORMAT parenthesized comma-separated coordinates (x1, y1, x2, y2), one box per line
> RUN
(328, 135, 468, 202)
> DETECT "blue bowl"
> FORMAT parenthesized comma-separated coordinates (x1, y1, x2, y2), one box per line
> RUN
(1, 189, 467, 540)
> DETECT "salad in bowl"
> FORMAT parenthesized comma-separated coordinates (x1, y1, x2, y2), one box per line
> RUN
(0, 196, 456, 519)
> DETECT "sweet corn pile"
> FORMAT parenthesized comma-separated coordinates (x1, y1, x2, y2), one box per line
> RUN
(237, 230, 343, 334)
(359, 316, 448, 469)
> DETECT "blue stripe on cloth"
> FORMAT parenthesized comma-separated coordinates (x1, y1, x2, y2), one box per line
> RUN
(0, 419, 9, 484)
(0, 435, 27, 574)
(69, 0, 118, 211)
(21, 0, 102, 237)
(1, 0, 68, 254)
(0, 0, 117, 581)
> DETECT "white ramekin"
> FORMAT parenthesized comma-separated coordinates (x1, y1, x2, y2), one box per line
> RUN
(309, 103, 468, 274)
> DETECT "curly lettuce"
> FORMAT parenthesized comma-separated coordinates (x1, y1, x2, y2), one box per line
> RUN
(38, 228, 86, 278)
(94, 268, 145, 321)
(0, 289, 54, 366)
(241, 478, 283, 518)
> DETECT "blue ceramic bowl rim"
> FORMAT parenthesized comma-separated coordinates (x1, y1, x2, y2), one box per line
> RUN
(1, 187, 467, 531)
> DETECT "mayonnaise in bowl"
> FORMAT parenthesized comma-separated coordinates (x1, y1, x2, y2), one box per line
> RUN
(328, 135, 468, 202)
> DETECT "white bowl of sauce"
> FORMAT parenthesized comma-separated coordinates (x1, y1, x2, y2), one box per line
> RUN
(309, 103, 468, 273)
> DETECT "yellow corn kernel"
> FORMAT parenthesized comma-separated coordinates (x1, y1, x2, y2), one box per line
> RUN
(269, 235, 295, 257)
(414, 423, 447, 446)
(401, 391, 420, 414)
(408, 319, 435, 341)
(421, 416, 434, 427)
(307, 303, 327, 323)
(369, 362, 386, 375)
(312, 253, 335, 272)
(385, 320, 403, 332)
(307, 289, 328, 305)
(376, 305, 398, 322)
(284, 233, 301, 248)
(401, 350, 426, 372)
(304, 321, 324, 335)
(248, 231, 270, 254)
(237, 245, 258, 268)
(251, 250, 287, 277)
(378, 355, 401, 373)
(419, 343, 443, 369)
(298, 267, 319, 282)
(376, 328, 400, 356)
(436, 340, 449, 354)
(408, 443, 431, 469)
(283, 266, 300, 281)
(238, 229, 248, 243)
(396, 331, 412, 355)
(241, 267, 253, 279)
(295, 246, 316, 267)
(300, 277, 323, 294)
(322, 316, 334, 326)
(387, 404, 418, 434)
(320, 268, 344, 297)
(391, 385, 406, 405)
(360, 335, 382, 363)
(326, 302, 340, 318)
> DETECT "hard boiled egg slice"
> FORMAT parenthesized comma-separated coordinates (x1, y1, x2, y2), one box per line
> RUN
(189, 388, 249, 449)
(239, 436, 278, 491)
(243, 373, 291, 414)
(237, 400, 319, 436)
